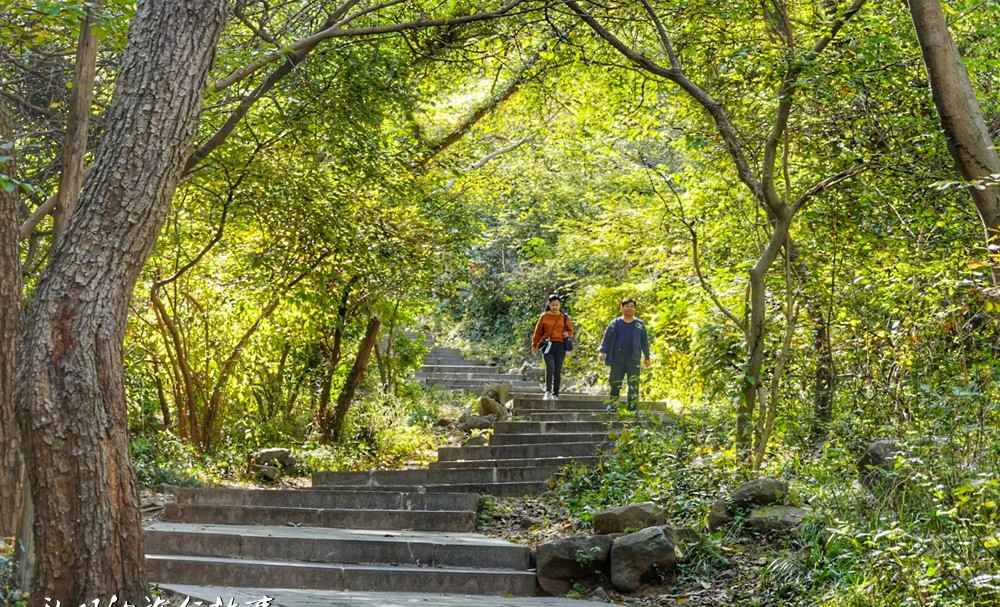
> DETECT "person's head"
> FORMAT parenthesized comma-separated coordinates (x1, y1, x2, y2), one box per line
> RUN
(545, 293, 562, 312)
(620, 297, 637, 319)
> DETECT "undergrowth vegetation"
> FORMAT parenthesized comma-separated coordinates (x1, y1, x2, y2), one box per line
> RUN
(552, 406, 999, 606)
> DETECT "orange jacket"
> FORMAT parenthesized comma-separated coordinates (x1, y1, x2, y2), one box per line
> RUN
(532, 312, 574, 350)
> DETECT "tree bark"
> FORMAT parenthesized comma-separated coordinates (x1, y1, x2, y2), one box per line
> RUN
(908, 0, 1000, 264)
(328, 317, 381, 443)
(53, 5, 99, 246)
(14, 1, 227, 604)
(0, 105, 24, 540)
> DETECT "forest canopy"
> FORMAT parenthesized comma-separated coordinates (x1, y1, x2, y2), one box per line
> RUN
(1, 0, 998, 606)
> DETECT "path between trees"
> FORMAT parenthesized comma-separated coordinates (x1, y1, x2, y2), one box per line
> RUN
(146, 347, 619, 605)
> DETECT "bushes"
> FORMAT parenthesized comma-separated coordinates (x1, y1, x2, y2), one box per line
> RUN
(551, 406, 999, 606)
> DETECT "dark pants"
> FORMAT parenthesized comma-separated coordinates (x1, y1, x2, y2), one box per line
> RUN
(608, 360, 641, 408)
(543, 341, 566, 396)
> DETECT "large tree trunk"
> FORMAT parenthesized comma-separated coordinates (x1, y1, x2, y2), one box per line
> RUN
(0, 105, 24, 540)
(328, 317, 381, 443)
(14, 1, 227, 604)
(908, 0, 1000, 263)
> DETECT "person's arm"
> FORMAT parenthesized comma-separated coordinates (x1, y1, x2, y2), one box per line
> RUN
(641, 324, 652, 367)
(598, 320, 614, 361)
(531, 315, 546, 352)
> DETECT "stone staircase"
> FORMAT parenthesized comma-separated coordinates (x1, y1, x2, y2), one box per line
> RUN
(146, 347, 613, 605)
(416, 346, 542, 392)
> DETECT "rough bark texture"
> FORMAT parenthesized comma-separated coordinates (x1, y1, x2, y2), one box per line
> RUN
(0, 106, 24, 539)
(908, 0, 1000, 251)
(329, 317, 381, 443)
(53, 6, 98, 246)
(14, 1, 227, 604)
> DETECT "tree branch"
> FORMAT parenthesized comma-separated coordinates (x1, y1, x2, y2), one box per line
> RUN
(564, 0, 765, 203)
(212, 0, 528, 92)
(638, 0, 681, 71)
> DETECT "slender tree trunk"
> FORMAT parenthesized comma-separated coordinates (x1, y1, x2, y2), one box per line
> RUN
(14, 2, 227, 604)
(908, 0, 1000, 271)
(739, 217, 791, 456)
(328, 317, 381, 443)
(53, 4, 99, 246)
(0, 106, 24, 540)
(809, 308, 834, 441)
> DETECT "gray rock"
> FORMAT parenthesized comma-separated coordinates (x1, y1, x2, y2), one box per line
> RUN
(463, 434, 488, 446)
(663, 526, 702, 547)
(482, 382, 513, 405)
(588, 587, 611, 602)
(859, 439, 905, 490)
(536, 535, 614, 596)
(707, 499, 733, 531)
(610, 526, 677, 592)
(592, 502, 667, 535)
(730, 478, 788, 509)
(252, 447, 296, 469)
(520, 361, 545, 382)
(477, 396, 506, 419)
(458, 412, 495, 432)
(251, 463, 280, 482)
(746, 505, 809, 532)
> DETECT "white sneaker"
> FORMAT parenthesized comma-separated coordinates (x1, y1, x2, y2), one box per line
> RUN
(543, 391, 552, 400)
(552, 394, 560, 401)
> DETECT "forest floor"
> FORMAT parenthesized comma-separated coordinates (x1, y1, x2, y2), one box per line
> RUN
(476, 493, 815, 606)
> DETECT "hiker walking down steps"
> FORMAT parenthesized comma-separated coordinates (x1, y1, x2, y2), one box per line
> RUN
(599, 297, 651, 411)
(531, 294, 575, 400)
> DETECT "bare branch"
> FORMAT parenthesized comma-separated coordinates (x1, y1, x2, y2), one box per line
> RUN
(760, 0, 867, 215)
(417, 49, 543, 167)
(564, 0, 765, 203)
(638, 0, 681, 71)
(791, 163, 867, 213)
(212, 0, 528, 92)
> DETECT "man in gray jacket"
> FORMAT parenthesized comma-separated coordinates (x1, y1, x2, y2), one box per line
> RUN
(598, 298, 651, 411)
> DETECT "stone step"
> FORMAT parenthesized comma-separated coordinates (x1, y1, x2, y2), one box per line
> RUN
(490, 432, 612, 445)
(516, 408, 616, 417)
(513, 398, 608, 411)
(519, 411, 616, 422)
(429, 456, 597, 470)
(161, 504, 475, 532)
(495, 420, 623, 434)
(159, 585, 597, 607)
(424, 378, 539, 388)
(314, 481, 549, 497)
(420, 365, 502, 374)
(146, 554, 539, 596)
(313, 465, 560, 487)
(171, 487, 478, 511)
(417, 372, 524, 382)
(436, 441, 606, 462)
(145, 523, 531, 570)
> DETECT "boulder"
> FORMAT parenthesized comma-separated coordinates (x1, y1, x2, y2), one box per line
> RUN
(520, 361, 545, 382)
(730, 478, 788, 509)
(458, 412, 495, 432)
(536, 535, 614, 596)
(251, 447, 296, 470)
(745, 505, 809, 532)
(592, 502, 667, 535)
(610, 527, 677, 592)
(463, 434, 488, 446)
(477, 396, 506, 419)
(251, 463, 280, 482)
(482, 382, 513, 405)
(859, 439, 905, 490)
(434, 416, 455, 428)
(707, 498, 733, 531)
